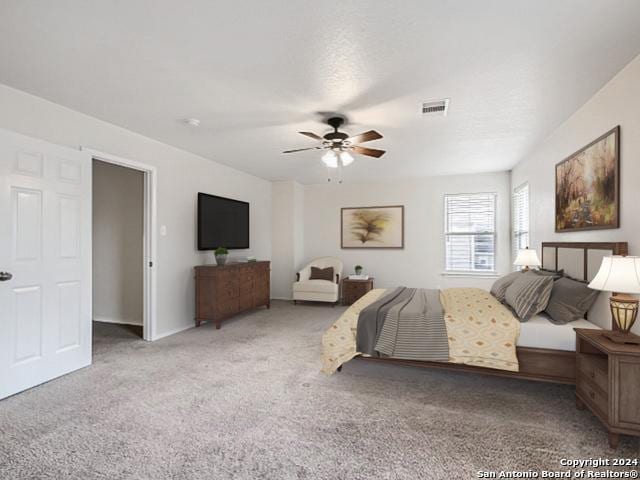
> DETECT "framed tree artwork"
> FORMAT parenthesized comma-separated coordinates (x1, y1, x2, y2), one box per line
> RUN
(555, 126, 620, 232)
(341, 205, 404, 249)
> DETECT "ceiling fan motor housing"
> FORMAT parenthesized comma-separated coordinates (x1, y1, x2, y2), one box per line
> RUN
(324, 131, 348, 141)
(327, 116, 346, 130)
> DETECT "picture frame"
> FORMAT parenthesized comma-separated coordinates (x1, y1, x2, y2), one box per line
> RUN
(555, 126, 620, 232)
(341, 205, 404, 249)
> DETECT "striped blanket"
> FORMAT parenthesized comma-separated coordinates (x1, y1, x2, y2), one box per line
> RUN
(356, 287, 449, 362)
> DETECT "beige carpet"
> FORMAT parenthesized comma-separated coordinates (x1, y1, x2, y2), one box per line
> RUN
(0, 301, 637, 479)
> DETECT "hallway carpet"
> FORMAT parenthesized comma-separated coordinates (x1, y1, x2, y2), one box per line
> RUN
(1, 301, 637, 479)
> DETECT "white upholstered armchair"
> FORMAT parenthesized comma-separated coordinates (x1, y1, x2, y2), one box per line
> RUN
(293, 257, 344, 304)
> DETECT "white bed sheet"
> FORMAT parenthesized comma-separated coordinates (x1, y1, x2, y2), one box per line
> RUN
(516, 314, 600, 351)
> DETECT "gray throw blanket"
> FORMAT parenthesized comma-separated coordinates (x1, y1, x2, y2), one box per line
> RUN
(356, 287, 449, 362)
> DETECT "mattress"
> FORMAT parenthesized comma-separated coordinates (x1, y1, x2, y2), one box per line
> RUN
(516, 314, 600, 351)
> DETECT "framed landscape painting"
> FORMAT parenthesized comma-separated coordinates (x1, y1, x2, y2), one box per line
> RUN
(555, 126, 620, 232)
(341, 205, 404, 249)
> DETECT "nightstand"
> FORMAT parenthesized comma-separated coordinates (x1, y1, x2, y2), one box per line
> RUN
(574, 328, 640, 449)
(342, 277, 374, 305)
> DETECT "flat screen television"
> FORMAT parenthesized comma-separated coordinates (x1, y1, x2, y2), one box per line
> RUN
(197, 193, 249, 250)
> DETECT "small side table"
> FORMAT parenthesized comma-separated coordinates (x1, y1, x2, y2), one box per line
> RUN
(342, 277, 374, 305)
(574, 328, 640, 449)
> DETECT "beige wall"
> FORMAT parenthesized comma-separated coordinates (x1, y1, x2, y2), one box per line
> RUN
(93, 160, 144, 325)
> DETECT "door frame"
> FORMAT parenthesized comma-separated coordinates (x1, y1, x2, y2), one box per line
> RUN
(83, 148, 157, 341)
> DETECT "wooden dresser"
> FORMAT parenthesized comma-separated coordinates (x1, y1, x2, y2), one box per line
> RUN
(195, 261, 270, 329)
(575, 328, 640, 448)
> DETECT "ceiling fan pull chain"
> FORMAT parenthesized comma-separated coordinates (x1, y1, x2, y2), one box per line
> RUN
(337, 157, 343, 184)
(327, 166, 332, 183)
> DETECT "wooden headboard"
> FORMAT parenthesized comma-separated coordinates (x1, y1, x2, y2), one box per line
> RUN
(541, 242, 628, 328)
(541, 242, 628, 282)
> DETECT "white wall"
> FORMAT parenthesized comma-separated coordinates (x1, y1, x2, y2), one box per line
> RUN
(93, 160, 144, 326)
(511, 53, 640, 333)
(271, 181, 304, 299)
(0, 84, 272, 339)
(298, 172, 511, 294)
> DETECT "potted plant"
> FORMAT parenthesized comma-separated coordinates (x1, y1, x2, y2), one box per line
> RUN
(214, 247, 228, 266)
(354, 265, 363, 275)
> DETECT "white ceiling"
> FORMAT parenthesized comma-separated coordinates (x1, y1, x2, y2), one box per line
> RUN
(1, 1, 640, 184)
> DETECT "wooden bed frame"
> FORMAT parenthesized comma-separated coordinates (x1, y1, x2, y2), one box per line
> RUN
(349, 241, 628, 385)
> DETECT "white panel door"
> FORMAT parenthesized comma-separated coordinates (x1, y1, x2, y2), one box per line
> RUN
(0, 128, 91, 399)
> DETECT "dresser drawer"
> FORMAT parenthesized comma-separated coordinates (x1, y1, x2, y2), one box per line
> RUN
(578, 353, 608, 393)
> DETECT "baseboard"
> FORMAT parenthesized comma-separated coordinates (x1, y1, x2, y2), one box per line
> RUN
(93, 316, 143, 327)
(151, 324, 193, 341)
(271, 296, 293, 301)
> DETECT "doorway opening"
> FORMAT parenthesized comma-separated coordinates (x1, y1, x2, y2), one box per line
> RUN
(92, 159, 144, 340)
(86, 148, 157, 342)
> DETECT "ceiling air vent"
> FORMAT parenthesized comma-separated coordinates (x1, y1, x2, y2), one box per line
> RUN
(422, 99, 450, 116)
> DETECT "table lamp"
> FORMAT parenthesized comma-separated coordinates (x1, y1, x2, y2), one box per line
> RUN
(514, 247, 541, 271)
(588, 256, 640, 344)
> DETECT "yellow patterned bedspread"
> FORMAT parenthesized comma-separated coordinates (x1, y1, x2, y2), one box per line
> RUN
(321, 287, 520, 374)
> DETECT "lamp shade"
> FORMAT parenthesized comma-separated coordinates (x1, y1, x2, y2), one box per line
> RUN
(588, 256, 640, 294)
(514, 248, 541, 267)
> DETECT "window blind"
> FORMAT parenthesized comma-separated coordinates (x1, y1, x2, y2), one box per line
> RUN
(444, 193, 497, 272)
(512, 183, 530, 266)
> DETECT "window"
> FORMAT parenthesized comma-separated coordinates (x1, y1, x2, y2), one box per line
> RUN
(444, 193, 497, 273)
(512, 183, 530, 265)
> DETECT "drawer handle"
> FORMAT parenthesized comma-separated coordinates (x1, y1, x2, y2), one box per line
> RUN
(589, 391, 595, 400)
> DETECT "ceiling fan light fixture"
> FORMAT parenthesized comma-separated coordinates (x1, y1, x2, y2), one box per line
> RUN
(339, 151, 354, 166)
(321, 150, 338, 168)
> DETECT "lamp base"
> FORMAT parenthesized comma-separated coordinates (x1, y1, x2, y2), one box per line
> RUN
(604, 331, 640, 345)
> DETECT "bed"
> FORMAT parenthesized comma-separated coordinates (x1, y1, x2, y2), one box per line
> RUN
(322, 241, 628, 384)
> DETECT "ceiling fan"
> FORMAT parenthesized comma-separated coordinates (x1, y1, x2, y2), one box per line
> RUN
(282, 116, 385, 171)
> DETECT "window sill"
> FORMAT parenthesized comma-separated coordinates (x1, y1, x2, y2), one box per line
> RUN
(440, 271, 500, 278)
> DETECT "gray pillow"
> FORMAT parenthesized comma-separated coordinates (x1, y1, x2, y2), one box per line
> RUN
(533, 268, 564, 281)
(490, 271, 522, 303)
(504, 271, 554, 321)
(544, 277, 599, 325)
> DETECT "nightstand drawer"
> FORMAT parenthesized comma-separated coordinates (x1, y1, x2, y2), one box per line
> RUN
(578, 353, 608, 393)
(343, 283, 366, 295)
(341, 279, 374, 305)
(578, 378, 608, 418)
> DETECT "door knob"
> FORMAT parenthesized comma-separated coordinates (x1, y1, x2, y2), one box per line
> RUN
(0, 272, 13, 281)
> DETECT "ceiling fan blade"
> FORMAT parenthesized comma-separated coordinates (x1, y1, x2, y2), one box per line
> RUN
(298, 131, 324, 141)
(282, 147, 321, 153)
(346, 130, 383, 144)
(352, 146, 386, 158)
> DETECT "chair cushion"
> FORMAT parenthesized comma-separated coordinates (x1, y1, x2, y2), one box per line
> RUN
(309, 266, 334, 281)
(293, 280, 338, 294)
